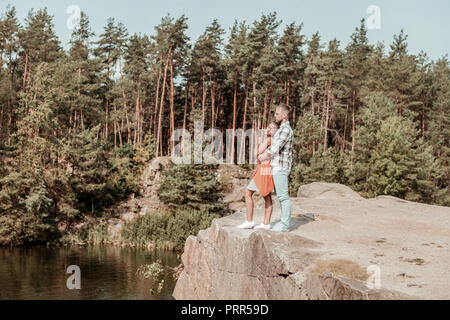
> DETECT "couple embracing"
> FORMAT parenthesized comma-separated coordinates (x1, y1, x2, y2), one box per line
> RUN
(237, 103, 294, 232)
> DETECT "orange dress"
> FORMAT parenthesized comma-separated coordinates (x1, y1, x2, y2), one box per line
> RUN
(253, 139, 274, 197)
(252, 162, 274, 197)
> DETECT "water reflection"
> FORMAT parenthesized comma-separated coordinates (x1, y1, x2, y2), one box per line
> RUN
(0, 246, 179, 300)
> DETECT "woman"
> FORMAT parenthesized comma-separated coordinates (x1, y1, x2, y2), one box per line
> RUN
(238, 122, 279, 229)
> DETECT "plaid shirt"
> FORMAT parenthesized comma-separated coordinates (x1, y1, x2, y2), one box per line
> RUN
(267, 121, 293, 171)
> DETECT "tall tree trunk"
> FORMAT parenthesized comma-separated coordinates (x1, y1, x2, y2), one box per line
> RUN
(323, 85, 331, 153)
(181, 83, 189, 155)
(113, 102, 118, 147)
(211, 73, 216, 129)
(201, 67, 206, 131)
(262, 87, 269, 128)
(134, 93, 140, 147)
(22, 52, 28, 90)
(122, 91, 131, 144)
(106, 60, 111, 140)
(350, 89, 356, 171)
(156, 45, 172, 157)
(239, 85, 249, 162)
(421, 104, 425, 138)
(286, 80, 290, 105)
(152, 60, 162, 140)
(342, 104, 349, 153)
(268, 94, 274, 124)
(231, 81, 237, 163)
(252, 72, 257, 127)
(169, 58, 175, 152)
(215, 91, 223, 128)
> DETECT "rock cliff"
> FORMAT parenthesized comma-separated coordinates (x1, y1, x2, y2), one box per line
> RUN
(173, 182, 450, 300)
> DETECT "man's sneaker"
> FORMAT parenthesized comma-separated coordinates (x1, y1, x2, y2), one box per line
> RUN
(237, 220, 255, 229)
(270, 222, 289, 232)
(255, 223, 271, 230)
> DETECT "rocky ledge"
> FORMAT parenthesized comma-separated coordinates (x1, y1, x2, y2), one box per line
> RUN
(173, 183, 450, 300)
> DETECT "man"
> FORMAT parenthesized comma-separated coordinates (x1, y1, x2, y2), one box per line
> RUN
(258, 103, 294, 232)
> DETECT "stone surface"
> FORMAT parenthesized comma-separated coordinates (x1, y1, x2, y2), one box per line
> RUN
(140, 156, 171, 210)
(297, 182, 364, 201)
(173, 182, 450, 300)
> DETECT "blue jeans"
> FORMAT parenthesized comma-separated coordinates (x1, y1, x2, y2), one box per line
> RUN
(272, 167, 291, 229)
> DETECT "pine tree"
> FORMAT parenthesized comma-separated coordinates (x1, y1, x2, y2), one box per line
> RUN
(348, 93, 396, 194)
(246, 12, 281, 128)
(0, 5, 20, 142)
(301, 32, 323, 114)
(19, 7, 62, 90)
(69, 11, 101, 136)
(290, 111, 323, 192)
(277, 22, 305, 123)
(151, 14, 190, 156)
(157, 162, 227, 212)
(368, 115, 440, 202)
(342, 19, 372, 159)
(123, 33, 151, 147)
(95, 18, 129, 143)
(385, 29, 422, 119)
(0, 62, 64, 245)
(223, 20, 250, 162)
(427, 57, 450, 205)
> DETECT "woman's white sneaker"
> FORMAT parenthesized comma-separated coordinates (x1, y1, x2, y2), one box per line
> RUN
(237, 221, 255, 229)
(255, 223, 271, 230)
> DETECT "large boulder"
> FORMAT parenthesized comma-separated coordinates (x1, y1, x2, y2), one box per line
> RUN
(172, 213, 415, 300)
(173, 182, 450, 300)
(297, 182, 364, 201)
(140, 156, 172, 200)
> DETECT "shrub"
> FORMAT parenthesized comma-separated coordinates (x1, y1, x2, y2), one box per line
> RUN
(122, 208, 223, 251)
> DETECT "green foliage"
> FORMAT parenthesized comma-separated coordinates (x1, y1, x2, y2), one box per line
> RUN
(1, 6, 449, 247)
(123, 162, 227, 251)
(347, 93, 442, 202)
(122, 208, 222, 251)
(349, 92, 397, 193)
(136, 261, 168, 295)
(367, 116, 441, 202)
(63, 127, 142, 215)
(157, 162, 228, 212)
(290, 109, 348, 197)
(87, 221, 109, 244)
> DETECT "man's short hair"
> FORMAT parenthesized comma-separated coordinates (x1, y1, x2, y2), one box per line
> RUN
(277, 103, 292, 116)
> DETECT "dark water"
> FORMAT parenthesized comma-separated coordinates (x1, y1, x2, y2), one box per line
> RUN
(0, 245, 180, 300)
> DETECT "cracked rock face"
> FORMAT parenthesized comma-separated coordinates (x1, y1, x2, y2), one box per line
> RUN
(173, 182, 450, 300)
(173, 215, 412, 300)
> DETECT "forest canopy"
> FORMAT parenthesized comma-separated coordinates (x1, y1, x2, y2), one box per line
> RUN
(0, 6, 448, 245)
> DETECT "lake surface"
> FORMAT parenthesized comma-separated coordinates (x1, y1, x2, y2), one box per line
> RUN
(0, 245, 180, 300)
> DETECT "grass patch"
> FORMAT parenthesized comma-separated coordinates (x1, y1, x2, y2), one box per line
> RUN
(121, 208, 224, 251)
(308, 258, 369, 281)
(404, 258, 425, 265)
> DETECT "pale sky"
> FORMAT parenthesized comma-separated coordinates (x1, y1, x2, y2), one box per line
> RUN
(2, 0, 449, 61)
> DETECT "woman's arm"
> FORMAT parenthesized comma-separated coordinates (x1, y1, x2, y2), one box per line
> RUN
(256, 137, 271, 156)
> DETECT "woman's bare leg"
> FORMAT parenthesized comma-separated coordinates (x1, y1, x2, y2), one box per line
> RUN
(245, 189, 255, 222)
(263, 194, 273, 225)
